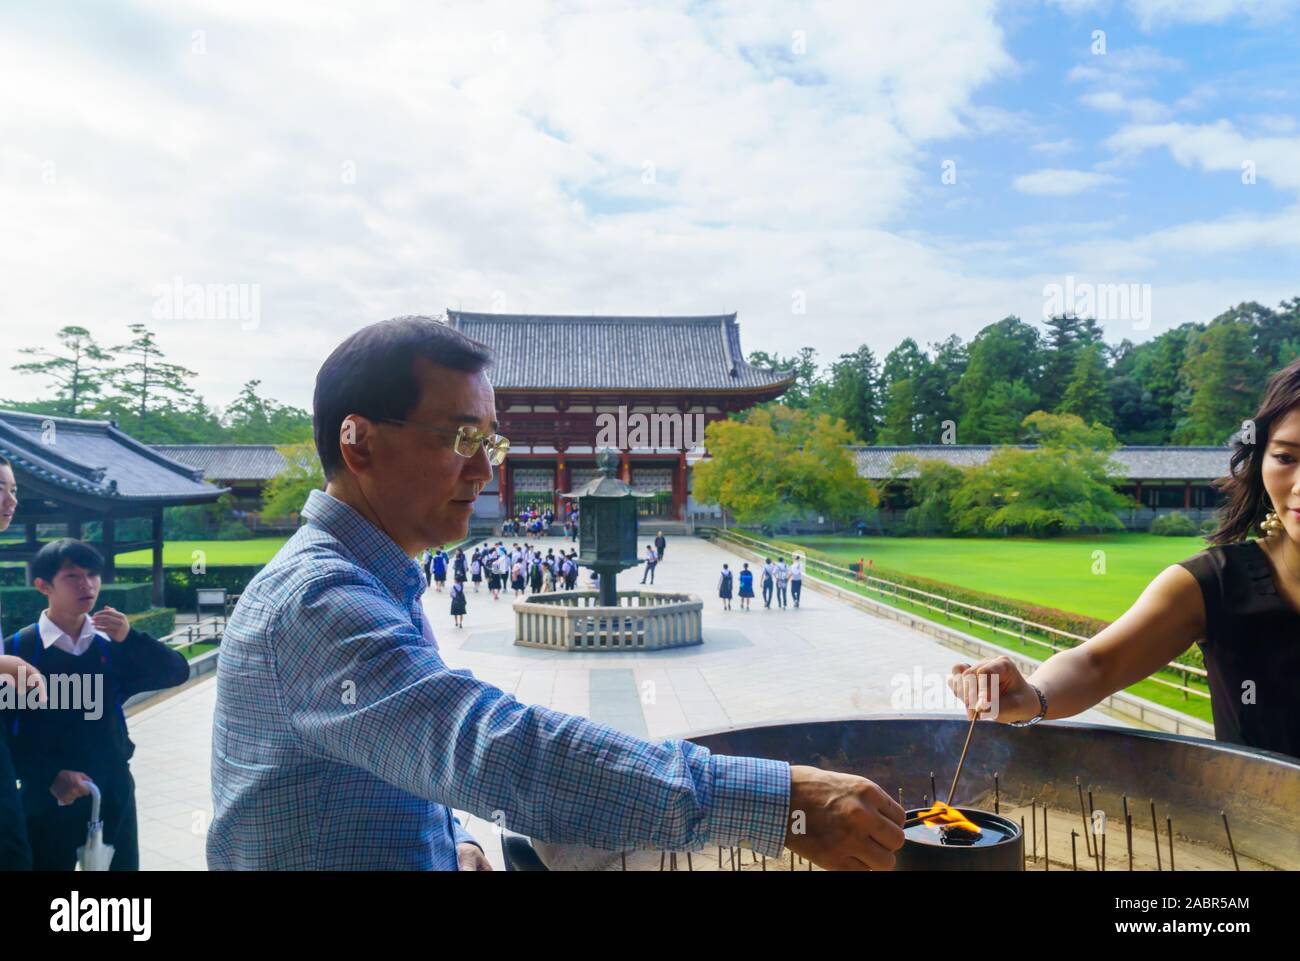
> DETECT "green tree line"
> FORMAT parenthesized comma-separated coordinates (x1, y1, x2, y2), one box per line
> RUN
(4, 324, 312, 444)
(748, 297, 1300, 447)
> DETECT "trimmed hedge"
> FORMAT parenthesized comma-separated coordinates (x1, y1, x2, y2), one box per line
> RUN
(1150, 512, 1199, 536)
(128, 608, 177, 638)
(113, 565, 264, 611)
(0, 583, 154, 636)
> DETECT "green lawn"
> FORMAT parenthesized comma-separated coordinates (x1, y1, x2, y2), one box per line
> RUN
(723, 531, 1214, 722)
(759, 533, 1210, 622)
(115, 538, 290, 567)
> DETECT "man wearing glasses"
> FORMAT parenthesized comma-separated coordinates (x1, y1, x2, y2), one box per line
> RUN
(207, 316, 904, 870)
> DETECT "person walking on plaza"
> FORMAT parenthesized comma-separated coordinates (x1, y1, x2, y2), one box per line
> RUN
(654, 530, 666, 562)
(760, 557, 775, 609)
(470, 554, 482, 592)
(641, 543, 657, 584)
(774, 557, 789, 609)
(717, 563, 733, 611)
(738, 563, 754, 611)
(488, 555, 505, 601)
(529, 555, 543, 594)
(790, 554, 804, 609)
(452, 548, 467, 586)
(449, 580, 467, 629)
(432, 548, 448, 591)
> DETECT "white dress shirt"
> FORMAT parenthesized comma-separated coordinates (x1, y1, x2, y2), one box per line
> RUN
(37, 610, 103, 656)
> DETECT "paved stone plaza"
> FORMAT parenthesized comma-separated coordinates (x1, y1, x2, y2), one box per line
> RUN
(128, 533, 1128, 870)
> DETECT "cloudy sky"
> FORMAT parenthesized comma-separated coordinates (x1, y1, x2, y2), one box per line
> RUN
(1, 0, 1298, 411)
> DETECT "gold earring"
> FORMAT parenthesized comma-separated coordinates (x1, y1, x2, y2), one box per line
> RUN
(1261, 510, 1284, 536)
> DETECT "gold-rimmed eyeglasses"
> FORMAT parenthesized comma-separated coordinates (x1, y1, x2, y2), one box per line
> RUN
(377, 419, 510, 465)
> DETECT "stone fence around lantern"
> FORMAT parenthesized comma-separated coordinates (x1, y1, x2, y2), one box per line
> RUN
(514, 589, 703, 651)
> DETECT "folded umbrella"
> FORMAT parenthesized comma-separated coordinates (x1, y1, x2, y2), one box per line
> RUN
(76, 780, 115, 871)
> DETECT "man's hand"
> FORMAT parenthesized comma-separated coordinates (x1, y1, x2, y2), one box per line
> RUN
(784, 765, 906, 870)
(91, 606, 131, 642)
(456, 842, 492, 871)
(50, 770, 95, 806)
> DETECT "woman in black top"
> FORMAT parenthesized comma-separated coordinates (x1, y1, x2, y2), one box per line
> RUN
(950, 357, 1300, 760)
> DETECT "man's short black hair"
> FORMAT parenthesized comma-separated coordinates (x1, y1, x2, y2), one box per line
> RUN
(313, 315, 493, 480)
(32, 538, 104, 583)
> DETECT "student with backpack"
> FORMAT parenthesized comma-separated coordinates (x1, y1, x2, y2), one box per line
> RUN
(760, 557, 775, 609)
(717, 564, 733, 611)
(7, 539, 190, 870)
(737, 563, 754, 610)
(449, 581, 467, 629)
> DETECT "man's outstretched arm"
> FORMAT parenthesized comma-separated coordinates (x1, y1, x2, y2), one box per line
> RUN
(275, 569, 791, 856)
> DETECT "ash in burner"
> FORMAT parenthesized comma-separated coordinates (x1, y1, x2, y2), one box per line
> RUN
(938, 825, 980, 846)
(904, 814, 1017, 849)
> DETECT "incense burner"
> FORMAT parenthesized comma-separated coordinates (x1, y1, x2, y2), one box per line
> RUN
(503, 715, 1300, 871)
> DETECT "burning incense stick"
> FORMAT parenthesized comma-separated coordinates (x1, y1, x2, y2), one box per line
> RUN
(946, 712, 980, 806)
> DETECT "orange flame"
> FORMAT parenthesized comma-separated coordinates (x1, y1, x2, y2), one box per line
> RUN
(915, 801, 982, 836)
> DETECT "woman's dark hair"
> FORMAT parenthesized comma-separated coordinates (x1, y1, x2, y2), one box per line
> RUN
(0, 454, 11, 469)
(313, 316, 493, 480)
(1208, 355, 1300, 545)
(32, 538, 104, 582)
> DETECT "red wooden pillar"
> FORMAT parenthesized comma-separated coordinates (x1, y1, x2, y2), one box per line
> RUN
(501, 460, 513, 516)
(672, 451, 687, 520)
(620, 450, 631, 483)
(1183, 480, 1191, 509)
(554, 456, 567, 515)
(1134, 479, 1143, 507)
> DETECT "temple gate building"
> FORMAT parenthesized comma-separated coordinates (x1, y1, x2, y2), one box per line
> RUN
(445, 311, 793, 522)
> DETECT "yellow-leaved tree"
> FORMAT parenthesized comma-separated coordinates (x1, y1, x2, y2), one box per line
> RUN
(691, 406, 877, 527)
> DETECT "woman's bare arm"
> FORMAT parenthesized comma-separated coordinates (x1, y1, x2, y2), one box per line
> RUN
(1029, 564, 1206, 719)
(952, 564, 1207, 722)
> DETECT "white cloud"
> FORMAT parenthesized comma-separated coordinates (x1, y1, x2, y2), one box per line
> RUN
(1012, 168, 1122, 195)
(1105, 119, 1300, 191)
(1080, 90, 1171, 122)
(1047, 0, 1299, 26)
(1031, 138, 1076, 154)
(1127, 0, 1300, 27)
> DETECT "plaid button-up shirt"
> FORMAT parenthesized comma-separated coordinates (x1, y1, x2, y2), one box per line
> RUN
(207, 489, 790, 869)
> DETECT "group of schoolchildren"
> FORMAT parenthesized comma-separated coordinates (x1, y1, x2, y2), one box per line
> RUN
(499, 504, 581, 542)
(419, 541, 588, 628)
(717, 555, 804, 612)
(1, 454, 190, 871)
